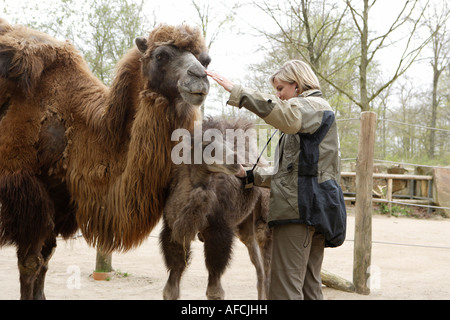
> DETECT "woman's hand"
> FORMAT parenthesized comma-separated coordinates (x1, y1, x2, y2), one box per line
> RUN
(206, 70, 234, 92)
(235, 164, 247, 178)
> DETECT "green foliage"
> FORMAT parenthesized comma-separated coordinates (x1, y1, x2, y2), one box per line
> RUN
(2, 0, 448, 167)
(376, 203, 412, 217)
(2, 0, 150, 85)
(246, 0, 449, 167)
(83, 0, 147, 84)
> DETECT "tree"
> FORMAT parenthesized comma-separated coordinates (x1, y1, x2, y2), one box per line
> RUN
(248, 0, 362, 159)
(341, 0, 432, 112)
(191, 0, 236, 50)
(190, 0, 238, 116)
(3, 0, 152, 85)
(424, 2, 450, 158)
(250, 0, 358, 97)
(82, 0, 150, 84)
(250, 0, 432, 112)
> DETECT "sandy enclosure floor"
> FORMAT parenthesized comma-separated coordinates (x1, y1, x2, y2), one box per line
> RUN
(0, 214, 449, 300)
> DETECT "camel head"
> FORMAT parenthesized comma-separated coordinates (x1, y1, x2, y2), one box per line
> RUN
(206, 160, 245, 177)
(198, 136, 245, 177)
(136, 24, 210, 108)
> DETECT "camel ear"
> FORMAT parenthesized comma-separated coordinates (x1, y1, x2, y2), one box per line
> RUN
(135, 37, 148, 53)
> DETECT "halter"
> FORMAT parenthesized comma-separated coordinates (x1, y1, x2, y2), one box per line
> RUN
(244, 129, 279, 189)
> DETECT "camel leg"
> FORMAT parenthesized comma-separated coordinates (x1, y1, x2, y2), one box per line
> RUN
(17, 243, 45, 300)
(32, 235, 57, 300)
(160, 218, 191, 300)
(202, 215, 233, 300)
(0, 172, 56, 299)
(237, 213, 267, 300)
(253, 192, 273, 297)
(259, 228, 272, 297)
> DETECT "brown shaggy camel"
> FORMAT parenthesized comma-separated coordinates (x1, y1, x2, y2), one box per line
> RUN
(161, 117, 272, 300)
(0, 18, 210, 299)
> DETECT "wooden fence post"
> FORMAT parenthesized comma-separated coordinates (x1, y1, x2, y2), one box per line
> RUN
(353, 111, 377, 295)
(387, 178, 393, 213)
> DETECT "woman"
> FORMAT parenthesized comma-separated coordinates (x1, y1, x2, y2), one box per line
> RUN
(206, 60, 346, 300)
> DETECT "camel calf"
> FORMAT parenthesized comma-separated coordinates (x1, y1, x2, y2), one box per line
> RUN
(161, 117, 272, 300)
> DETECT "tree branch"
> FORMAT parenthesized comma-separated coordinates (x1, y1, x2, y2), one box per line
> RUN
(345, 0, 363, 36)
(367, 0, 420, 65)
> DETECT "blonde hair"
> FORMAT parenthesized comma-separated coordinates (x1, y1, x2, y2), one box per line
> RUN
(270, 60, 320, 93)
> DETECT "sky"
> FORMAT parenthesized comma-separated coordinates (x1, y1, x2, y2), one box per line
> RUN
(1, 0, 447, 112)
(146, 0, 444, 96)
(1, 0, 266, 114)
(147, 0, 267, 79)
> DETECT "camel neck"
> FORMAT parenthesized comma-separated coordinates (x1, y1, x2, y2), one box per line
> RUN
(102, 48, 143, 148)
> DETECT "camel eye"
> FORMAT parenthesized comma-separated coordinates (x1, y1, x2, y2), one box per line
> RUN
(155, 51, 169, 64)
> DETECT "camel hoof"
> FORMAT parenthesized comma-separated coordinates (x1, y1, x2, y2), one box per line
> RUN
(163, 283, 179, 300)
(206, 287, 224, 300)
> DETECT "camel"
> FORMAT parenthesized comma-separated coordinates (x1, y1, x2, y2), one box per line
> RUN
(161, 117, 272, 300)
(0, 18, 210, 299)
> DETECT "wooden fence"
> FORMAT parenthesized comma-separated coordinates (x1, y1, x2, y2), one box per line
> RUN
(341, 172, 433, 211)
(332, 112, 439, 295)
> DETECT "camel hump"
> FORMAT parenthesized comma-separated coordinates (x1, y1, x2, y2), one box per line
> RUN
(0, 20, 77, 94)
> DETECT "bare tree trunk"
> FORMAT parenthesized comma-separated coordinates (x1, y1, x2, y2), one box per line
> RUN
(359, 0, 370, 112)
(96, 250, 113, 272)
(301, 0, 317, 69)
(426, 2, 450, 159)
(429, 68, 439, 159)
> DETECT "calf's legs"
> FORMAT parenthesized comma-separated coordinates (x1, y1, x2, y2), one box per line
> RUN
(160, 218, 191, 300)
(202, 215, 234, 300)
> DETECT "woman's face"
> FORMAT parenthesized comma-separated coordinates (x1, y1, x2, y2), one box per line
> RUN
(273, 78, 298, 100)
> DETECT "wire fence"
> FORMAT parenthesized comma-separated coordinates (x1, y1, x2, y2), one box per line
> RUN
(337, 116, 449, 214)
(338, 114, 449, 163)
(255, 117, 450, 214)
(337, 117, 450, 132)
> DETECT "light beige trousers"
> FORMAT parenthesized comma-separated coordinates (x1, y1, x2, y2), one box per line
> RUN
(269, 223, 325, 300)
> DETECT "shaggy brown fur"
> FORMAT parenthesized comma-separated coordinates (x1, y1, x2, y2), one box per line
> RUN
(75, 24, 209, 252)
(0, 18, 97, 299)
(0, 18, 209, 299)
(161, 118, 272, 300)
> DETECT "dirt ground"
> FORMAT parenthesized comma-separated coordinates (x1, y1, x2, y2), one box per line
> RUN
(0, 212, 449, 300)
